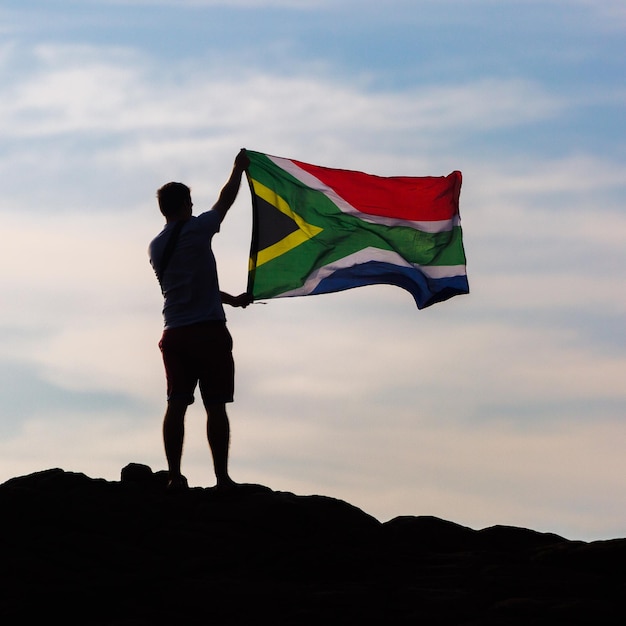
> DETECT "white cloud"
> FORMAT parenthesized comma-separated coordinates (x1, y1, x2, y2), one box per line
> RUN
(3, 359, 624, 541)
(0, 411, 163, 483)
(0, 43, 589, 218)
(469, 155, 626, 198)
(0, 43, 566, 143)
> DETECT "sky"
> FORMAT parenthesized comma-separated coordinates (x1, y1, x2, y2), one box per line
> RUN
(1, 0, 625, 541)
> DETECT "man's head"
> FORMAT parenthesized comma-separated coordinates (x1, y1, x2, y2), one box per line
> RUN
(157, 182, 192, 220)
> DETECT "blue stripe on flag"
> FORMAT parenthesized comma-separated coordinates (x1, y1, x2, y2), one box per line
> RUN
(309, 261, 469, 309)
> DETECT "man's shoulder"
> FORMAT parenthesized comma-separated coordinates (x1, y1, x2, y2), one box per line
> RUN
(195, 208, 221, 224)
(187, 209, 221, 234)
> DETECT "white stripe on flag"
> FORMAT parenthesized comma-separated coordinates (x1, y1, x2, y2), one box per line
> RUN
(279, 247, 466, 297)
(267, 155, 459, 234)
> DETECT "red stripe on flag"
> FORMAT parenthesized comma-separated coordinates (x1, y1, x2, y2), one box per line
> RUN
(292, 160, 462, 222)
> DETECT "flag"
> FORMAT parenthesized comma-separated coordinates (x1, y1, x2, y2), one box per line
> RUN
(246, 151, 469, 309)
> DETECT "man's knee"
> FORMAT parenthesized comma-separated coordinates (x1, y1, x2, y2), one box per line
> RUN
(165, 397, 189, 422)
(206, 403, 227, 419)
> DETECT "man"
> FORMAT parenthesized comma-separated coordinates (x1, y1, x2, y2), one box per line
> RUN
(149, 149, 251, 491)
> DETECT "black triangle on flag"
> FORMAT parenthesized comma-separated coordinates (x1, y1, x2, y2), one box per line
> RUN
(255, 194, 300, 252)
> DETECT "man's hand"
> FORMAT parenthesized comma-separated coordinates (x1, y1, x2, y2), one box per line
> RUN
(234, 148, 250, 172)
(220, 292, 253, 308)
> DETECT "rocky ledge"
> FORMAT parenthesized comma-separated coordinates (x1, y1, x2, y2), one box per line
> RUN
(1, 465, 625, 625)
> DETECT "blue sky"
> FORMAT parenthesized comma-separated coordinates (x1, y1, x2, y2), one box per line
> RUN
(1, 0, 625, 540)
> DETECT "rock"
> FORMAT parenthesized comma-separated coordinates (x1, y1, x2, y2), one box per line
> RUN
(120, 462, 154, 483)
(1, 466, 625, 625)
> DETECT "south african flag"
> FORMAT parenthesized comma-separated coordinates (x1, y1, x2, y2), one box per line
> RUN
(246, 151, 469, 309)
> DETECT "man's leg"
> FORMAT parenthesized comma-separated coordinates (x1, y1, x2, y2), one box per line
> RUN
(163, 397, 189, 487)
(206, 402, 236, 490)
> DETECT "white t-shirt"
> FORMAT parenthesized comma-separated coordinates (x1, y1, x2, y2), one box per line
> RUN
(149, 210, 225, 329)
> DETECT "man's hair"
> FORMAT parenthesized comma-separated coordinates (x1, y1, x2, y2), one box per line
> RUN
(157, 182, 191, 218)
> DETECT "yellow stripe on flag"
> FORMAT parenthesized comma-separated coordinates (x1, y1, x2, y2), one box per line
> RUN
(250, 178, 323, 269)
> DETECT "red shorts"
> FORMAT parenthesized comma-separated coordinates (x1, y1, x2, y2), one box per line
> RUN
(159, 321, 234, 406)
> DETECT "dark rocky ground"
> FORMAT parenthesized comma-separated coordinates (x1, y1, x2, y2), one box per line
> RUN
(1, 464, 625, 625)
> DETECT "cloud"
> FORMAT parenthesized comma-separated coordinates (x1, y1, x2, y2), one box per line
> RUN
(0, 411, 163, 483)
(0, 43, 566, 141)
(0, 358, 145, 431)
(2, 351, 624, 541)
(0, 41, 584, 215)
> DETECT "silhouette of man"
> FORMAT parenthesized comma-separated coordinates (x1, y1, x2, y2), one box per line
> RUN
(149, 149, 251, 491)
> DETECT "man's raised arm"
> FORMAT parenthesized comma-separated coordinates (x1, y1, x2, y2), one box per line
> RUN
(213, 149, 250, 222)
